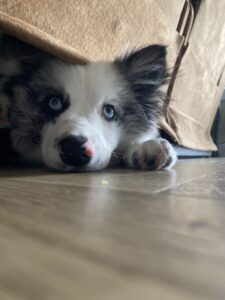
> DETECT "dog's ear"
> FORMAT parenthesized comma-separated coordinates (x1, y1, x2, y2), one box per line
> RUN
(0, 34, 54, 97)
(115, 45, 168, 101)
(0, 34, 54, 74)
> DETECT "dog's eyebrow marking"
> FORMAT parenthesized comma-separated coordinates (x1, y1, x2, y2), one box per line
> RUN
(38, 87, 65, 100)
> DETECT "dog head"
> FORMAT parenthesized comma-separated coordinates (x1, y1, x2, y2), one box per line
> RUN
(6, 42, 168, 171)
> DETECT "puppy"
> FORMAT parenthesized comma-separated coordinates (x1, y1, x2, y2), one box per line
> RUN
(0, 34, 177, 171)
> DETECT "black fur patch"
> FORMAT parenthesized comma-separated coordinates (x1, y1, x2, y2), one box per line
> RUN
(0, 128, 21, 165)
(115, 45, 169, 135)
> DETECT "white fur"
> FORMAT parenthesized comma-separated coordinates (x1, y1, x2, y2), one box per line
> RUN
(126, 138, 177, 170)
(39, 61, 176, 171)
(41, 62, 124, 171)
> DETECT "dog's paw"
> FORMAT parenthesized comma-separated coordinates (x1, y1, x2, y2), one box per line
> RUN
(126, 139, 177, 170)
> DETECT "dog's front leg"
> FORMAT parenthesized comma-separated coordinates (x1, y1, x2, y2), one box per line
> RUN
(124, 138, 177, 170)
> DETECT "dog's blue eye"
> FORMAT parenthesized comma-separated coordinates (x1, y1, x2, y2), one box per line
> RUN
(102, 104, 116, 121)
(48, 97, 63, 111)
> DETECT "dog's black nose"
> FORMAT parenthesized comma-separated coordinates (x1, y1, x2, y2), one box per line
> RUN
(59, 135, 93, 167)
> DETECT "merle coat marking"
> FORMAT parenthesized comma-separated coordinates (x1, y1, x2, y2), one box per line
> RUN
(0, 34, 177, 171)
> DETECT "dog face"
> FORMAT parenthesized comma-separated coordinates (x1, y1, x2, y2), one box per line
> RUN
(4, 38, 168, 171)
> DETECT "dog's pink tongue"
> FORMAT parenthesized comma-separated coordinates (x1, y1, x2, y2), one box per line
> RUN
(83, 141, 95, 157)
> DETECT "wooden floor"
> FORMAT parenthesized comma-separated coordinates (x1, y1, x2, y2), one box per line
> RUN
(0, 158, 225, 300)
